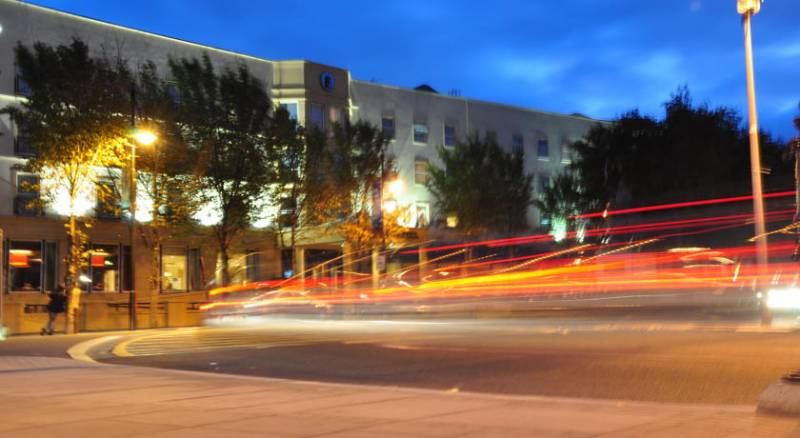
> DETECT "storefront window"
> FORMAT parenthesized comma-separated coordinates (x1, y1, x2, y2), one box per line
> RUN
(188, 248, 203, 291)
(162, 248, 187, 292)
(89, 244, 119, 292)
(9, 241, 42, 292)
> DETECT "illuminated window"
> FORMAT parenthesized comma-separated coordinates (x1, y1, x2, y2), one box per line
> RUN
(414, 158, 429, 185)
(14, 174, 40, 217)
(162, 248, 187, 292)
(328, 106, 343, 125)
(444, 125, 456, 147)
(413, 122, 428, 144)
(280, 102, 299, 120)
(537, 138, 549, 157)
(414, 202, 430, 228)
(96, 180, 120, 220)
(9, 241, 42, 292)
(382, 117, 395, 140)
(89, 244, 119, 292)
(310, 103, 324, 129)
(512, 134, 524, 155)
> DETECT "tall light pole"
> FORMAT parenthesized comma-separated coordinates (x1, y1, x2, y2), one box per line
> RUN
(737, 0, 770, 324)
(128, 85, 157, 330)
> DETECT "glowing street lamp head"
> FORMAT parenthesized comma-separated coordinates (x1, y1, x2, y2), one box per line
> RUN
(133, 129, 157, 146)
(386, 179, 404, 197)
(737, 0, 762, 15)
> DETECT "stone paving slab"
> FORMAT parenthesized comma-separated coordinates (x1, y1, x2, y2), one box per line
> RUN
(0, 355, 799, 437)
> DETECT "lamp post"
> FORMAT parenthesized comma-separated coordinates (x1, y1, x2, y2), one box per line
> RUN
(737, 0, 770, 325)
(128, 85, 157, 330)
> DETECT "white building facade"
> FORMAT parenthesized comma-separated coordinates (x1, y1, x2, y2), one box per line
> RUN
(0, 0, 598, 332)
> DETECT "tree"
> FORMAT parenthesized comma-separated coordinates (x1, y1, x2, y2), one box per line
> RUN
(534, 172, 591, 230)
(549, 87, 791, 215)
(267, 107, 306, 254)
(2, 39, 132, 333)
(427, 135, 534, 237)
(133, 62, 203, 322)
(331, 120, 397, 251)
(169, 54, 274, 285)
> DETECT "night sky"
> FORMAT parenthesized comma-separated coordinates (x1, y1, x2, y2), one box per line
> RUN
(28, 0, 800, 140)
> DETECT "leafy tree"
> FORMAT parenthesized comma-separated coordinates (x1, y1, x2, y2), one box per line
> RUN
(427, 135, 534, 237)
(549, 87, 790, 217)
(300, 120, 398, 253)
(267, 107, 306, 253)
(168, 54, 274, 285)
(2, 39, 132, 332)
(534, 172, 590, 229)
(133, 62, 203, 320)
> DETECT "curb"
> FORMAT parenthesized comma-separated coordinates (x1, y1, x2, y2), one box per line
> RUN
(758, 381, 800, 417)
(66, 335, 123, 363)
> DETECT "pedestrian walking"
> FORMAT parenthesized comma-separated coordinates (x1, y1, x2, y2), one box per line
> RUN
(41, 285, 66, 336)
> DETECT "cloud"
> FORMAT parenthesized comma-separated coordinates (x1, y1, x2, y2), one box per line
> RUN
(763, 42, 800, 59)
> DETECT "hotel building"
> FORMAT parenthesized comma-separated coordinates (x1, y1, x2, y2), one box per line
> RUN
(0, 0, 598, 333)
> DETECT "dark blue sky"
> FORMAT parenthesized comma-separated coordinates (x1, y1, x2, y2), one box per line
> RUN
(30, 0, 800, 139)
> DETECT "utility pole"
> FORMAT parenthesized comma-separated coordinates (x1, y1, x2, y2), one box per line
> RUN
(129, 84, 138, 330)
(738, 0, 770, 325)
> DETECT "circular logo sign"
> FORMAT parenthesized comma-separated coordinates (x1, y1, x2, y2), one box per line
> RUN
(320, 72, 335, 92)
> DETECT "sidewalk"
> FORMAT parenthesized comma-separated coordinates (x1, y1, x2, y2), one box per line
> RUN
(0, 356, 799, 437)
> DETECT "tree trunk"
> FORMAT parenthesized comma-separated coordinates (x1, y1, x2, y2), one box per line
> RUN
(220, 241, 231, 286)
(65, 214, 81, 334)
(149, 241, 161, 328)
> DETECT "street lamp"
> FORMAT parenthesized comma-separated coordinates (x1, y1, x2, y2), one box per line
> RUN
(737, 0, 770, 325)
(126, 127, 156, 330)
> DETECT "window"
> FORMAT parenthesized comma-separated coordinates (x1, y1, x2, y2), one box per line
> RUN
(246, 251, 261, 282)
(512, 134, 524, 155)
(444, 125, 456, 147)
(162, 248, 188, 292)
(328, 106, 343, 125)
(166, 81, 181, 105)
(89, 244, 119, 292)
(14, 64, 31, 97)
(561, 144, 572, 164)
(280, 102, 299, 120)
(8, 241, 42, 292)
(188, 248, 203, 291)
(310, 103, 324, 129)
(414, 158, 429, 185)
(14, 122, 34, 157)
(413, 122, 428, 144)
(44, 242, 57, 292)
(414, 202, 430, 228)
(485, 130, 497, 143)
(278, 197, 296, 228)
(15, 174, 40, 216)
(382, 117, 395, 140)
(121, 245, 133, 292)
(538, 174, 551, 193)
(537, 138, 550, 158)
(96, 180, 120, 220)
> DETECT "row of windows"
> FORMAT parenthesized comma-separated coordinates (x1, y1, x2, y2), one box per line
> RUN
(381, 117, 553, 157)
(5, 240, 203, 293)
